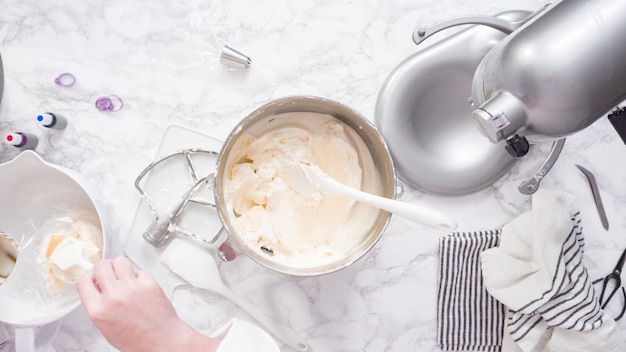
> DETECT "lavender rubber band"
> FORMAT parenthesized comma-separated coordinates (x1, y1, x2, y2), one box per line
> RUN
(54, 73, 76, 87)
(108, 95, 124, 112)
(95, 95, 124, 112)
(95, 97, 113, 111)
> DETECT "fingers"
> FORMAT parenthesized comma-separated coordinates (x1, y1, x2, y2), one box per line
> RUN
(91, 256, 136, 293)
(93, 258, 117, 283)
(112, 257, 137, 280)
(78, 256, 145, 328)
(77, 269, 101, 310)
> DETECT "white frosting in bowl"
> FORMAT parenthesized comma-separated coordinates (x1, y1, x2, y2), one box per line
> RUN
(223, 112, 383, 269)
(38, 217, 102, 293)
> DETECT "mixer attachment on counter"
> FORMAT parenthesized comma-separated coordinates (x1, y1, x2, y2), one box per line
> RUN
(135, 148, 222, 249)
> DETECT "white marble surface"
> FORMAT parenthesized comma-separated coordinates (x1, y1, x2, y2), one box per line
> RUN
(1, 0, 626, 351)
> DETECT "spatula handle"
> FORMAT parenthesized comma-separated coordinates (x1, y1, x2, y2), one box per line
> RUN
(343, 187, 457, 231)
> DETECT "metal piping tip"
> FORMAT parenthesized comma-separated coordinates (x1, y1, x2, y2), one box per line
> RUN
(576, 164, 609, 230)
(220, 44, 252, 68)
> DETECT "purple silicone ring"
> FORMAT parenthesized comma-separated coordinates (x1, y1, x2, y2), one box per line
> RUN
(54, 73, 76, 87)
(95, 95, 124, 112)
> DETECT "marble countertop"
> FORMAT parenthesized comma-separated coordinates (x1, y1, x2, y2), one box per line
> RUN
(1, 0, 626, 351)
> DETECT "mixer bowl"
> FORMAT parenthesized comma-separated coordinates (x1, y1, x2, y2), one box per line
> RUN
(375, 11, 531, 195)
(213, 96, 396, 276)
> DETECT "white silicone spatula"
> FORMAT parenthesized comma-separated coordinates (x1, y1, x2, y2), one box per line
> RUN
(160, 238, 308, 351)
(281, 162, 457, 231)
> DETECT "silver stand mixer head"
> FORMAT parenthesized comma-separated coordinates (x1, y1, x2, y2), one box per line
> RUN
(470, 0, 626, 156)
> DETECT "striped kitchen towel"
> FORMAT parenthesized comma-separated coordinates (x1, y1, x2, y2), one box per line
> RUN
(481, 189, 624, 352)
(437, 230, 505, 351)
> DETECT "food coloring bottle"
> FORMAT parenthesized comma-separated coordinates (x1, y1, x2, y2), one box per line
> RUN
(4, 132, 38, 149)
(37, 112, 67, 130)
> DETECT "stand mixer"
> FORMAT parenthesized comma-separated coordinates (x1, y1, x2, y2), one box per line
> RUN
(416, 0, 626, 157)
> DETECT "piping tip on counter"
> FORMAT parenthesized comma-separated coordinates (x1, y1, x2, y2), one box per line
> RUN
(576, 164, 609, 231)
(220, 44, 252, 68)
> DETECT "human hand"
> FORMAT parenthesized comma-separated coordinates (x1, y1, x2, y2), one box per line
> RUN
(77, 256, 220, 352)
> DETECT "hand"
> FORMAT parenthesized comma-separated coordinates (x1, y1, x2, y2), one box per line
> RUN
(77, 257, 220, 352)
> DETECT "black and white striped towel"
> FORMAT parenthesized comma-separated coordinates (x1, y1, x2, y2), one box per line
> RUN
(437, 230, 505, 351)
(481, 189, 624, 352)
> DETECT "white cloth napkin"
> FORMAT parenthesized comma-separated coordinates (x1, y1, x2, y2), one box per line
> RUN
(480, 189, 625, 352)
(212, 318, 280, 352)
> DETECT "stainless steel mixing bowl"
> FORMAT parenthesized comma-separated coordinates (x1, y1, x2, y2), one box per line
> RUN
(213, 96, 396, 276)
(375, 11, 531, 196)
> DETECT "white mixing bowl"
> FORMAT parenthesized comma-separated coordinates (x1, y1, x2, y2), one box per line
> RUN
(0, 151, 111, 351)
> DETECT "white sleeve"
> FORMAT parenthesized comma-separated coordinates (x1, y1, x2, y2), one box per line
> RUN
(212, 318, 281, 352)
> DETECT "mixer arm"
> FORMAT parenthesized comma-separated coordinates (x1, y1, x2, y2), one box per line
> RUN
(413, 4, 551, 45)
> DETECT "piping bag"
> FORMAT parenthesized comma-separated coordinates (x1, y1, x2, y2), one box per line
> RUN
(139, 12, 251, 69)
